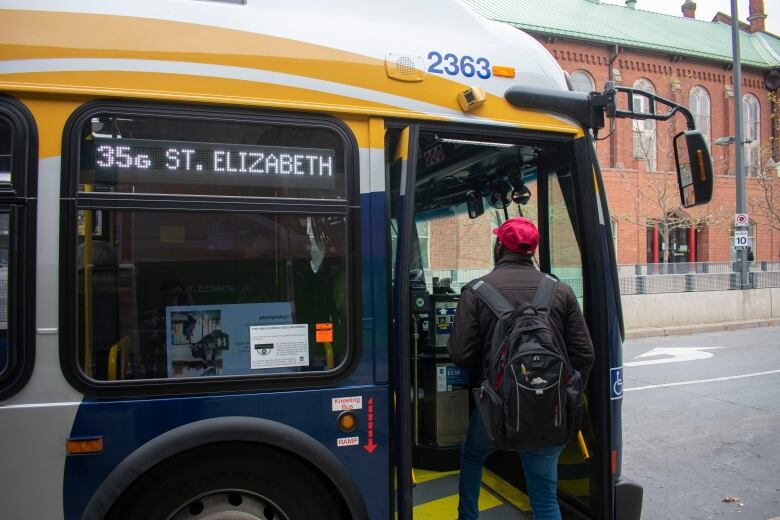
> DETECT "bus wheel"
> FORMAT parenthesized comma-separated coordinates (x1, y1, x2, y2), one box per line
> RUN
(108, 443, 343, 520)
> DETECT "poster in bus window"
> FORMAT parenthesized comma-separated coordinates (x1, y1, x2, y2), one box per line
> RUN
(165, 302, 295, 377)
(249, 324, 309, 370)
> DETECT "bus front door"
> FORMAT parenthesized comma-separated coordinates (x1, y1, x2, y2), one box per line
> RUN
(389, 124, 610, 520)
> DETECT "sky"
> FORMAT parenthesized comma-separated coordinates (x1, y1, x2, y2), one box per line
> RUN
(601, 0, 780, 35)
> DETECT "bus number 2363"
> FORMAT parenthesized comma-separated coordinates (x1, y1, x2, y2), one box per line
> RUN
(427, 51, 491, 79)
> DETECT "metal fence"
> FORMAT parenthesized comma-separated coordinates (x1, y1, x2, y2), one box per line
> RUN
(618, 261, 780, 295)
(424, 267, 584, 298)
(426, 261, 780, 297)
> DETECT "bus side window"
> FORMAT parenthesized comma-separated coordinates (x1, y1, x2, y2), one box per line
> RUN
(68, 107, 354, 387)
(0, 118, 9, 375)
(0, 97, 36, 400)
(0, 214, 8, 374)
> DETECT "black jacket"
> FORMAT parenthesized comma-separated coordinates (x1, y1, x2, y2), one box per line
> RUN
(447, 252, 594, 385)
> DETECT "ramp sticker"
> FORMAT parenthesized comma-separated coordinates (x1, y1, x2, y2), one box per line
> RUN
(249, 324, 309, 369)
(337, 436, 360, 447)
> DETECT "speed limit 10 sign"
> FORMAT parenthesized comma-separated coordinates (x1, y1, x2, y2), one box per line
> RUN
(734, 229, 749, 250)
(735, 213, 749, 226)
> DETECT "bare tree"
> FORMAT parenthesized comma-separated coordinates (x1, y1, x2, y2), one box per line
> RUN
(748, 91, 779, 232)
(617, 112, 730, 263)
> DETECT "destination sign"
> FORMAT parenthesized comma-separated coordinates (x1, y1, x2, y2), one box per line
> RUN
(91, 138, 336, 178)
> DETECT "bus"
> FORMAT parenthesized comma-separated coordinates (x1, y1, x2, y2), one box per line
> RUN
(0, 1, 713, 519)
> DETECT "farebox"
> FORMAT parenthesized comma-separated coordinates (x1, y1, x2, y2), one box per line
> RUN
(420, 356, 469, 448)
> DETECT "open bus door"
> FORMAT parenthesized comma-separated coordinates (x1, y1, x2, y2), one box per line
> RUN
(388, 124, 419, 520)
(387, 119, 621, 519)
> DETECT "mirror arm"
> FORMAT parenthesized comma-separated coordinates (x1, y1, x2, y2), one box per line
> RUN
(607, 84, 696, 130)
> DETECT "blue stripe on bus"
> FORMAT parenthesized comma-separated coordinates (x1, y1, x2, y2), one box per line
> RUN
(64, 388, 391, 519)
(362, 190, 390, 385)
(65, 190, 392, 519)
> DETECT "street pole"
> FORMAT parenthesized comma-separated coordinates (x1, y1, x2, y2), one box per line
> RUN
(730, 0, 748, 289)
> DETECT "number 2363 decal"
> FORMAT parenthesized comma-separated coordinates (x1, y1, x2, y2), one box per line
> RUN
(427, 51, 491, 79)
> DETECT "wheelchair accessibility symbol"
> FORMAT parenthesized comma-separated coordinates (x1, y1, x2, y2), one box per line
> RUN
(610, 367, 624, 400)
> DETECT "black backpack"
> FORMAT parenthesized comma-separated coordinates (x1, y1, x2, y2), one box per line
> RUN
(465, 274, 583, 451)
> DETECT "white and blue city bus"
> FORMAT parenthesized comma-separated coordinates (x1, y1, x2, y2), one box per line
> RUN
(0, 1, 712, 519)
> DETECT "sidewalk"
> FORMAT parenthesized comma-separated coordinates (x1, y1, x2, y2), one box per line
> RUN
(626, 318, 780, 339)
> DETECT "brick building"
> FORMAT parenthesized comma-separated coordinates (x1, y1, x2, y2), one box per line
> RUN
(458, 0, 780, 266)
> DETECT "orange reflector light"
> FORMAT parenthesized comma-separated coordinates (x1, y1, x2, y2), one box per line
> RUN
(493, 66, 516, 78)
(338, 411, 358, 433)
(611, 449, 618, 474)
(67, 436, 103, 455)
(696, 149, 706, 181)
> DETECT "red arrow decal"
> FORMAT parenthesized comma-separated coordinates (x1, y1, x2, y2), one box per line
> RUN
(363, 397, 377, 453)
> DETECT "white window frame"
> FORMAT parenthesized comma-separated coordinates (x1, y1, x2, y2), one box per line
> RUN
(632, 78, 656, 171)
(742, 94, 760, 177)
(689, 86, 711, 150)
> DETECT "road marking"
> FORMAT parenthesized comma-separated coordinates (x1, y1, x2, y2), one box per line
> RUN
(625, 347, 723, 367)
(624, 369, 780, 392)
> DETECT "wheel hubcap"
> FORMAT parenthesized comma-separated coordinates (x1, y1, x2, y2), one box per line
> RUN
(168, 490, 290, 520)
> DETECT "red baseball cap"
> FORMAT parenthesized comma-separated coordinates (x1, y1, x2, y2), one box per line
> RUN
(493, 217, 540, 255)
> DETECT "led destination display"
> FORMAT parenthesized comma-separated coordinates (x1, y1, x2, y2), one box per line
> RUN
(89, 137, 337, 190)
(94, 138, 335, 176)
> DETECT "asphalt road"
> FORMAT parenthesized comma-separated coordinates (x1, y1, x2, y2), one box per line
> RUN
(621, 326, 780, 520)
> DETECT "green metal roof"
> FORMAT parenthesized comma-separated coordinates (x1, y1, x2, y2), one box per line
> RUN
(462, 0, 780, 69)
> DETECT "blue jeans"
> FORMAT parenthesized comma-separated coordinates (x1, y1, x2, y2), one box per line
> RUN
(458, 411, 564, 520)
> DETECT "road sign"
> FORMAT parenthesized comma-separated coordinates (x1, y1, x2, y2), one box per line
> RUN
(734, 229, 749, 250)
(735, 213, 749, 226)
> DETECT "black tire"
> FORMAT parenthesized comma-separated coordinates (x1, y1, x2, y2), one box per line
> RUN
(108, 442, 344, 520)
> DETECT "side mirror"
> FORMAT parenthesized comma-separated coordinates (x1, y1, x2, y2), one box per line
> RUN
(673, 130, 713, 208)
(466, 190, 484, 218)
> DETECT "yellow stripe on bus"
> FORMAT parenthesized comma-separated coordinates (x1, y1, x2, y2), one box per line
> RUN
(21, 97, 84, 159)
(0, 10, 584, 134)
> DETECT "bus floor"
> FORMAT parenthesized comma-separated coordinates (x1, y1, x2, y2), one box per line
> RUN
(411, 467, 532, 519)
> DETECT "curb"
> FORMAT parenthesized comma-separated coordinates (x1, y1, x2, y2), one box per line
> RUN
(625, 318, 780, 339)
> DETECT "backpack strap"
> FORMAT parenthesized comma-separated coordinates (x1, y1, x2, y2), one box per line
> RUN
(463, 279, 514, 378)
(463, 279, 514, 319)
(531, 274, 559, 314)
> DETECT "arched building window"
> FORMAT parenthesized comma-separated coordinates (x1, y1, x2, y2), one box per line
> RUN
(569, 69, 595, 93)
(689, 86, 711, 149)
(632, 78, 656, 171)
(742, 94, 760, 177)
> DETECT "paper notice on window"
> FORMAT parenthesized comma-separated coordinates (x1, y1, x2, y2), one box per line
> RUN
(249, 324, 309, 369)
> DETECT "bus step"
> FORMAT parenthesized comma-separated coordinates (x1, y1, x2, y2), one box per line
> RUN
(412, 468, 531, 519)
